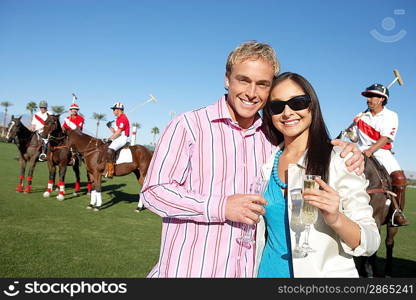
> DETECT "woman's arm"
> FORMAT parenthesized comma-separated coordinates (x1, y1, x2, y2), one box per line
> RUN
(303, 151, 380, 256)
(303, 178, 361, 249)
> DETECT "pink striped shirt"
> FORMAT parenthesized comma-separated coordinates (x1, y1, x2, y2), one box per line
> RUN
(141, 96, 274, 277)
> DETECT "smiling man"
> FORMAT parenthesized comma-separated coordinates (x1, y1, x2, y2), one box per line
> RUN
(141, 41, 364, 278)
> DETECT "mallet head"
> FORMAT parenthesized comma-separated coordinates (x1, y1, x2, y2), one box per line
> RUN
(393, 69, 404, 86)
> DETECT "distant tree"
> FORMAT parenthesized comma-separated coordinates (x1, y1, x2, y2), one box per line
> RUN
(51, 105, 65, 115)
(132, 122, 141, 131)
(151, 126, 160, 144)
(92, 113, 106, 138)
(1, 101, 13, 136)
(26, 101, 37, 118)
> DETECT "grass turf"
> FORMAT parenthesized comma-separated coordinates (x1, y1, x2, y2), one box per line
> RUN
(0, 142, 161, 277)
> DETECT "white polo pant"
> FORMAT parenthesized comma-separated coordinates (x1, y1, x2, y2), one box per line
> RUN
(372, 149, 402, 175)
(109, 135, 128, 151)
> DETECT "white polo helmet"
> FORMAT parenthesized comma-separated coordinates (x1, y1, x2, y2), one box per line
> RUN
(69, 103, 80, 110)
(110, 102, 124, 110)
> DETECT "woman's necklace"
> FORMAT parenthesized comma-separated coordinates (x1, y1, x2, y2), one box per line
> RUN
(272, 149, 288, 189)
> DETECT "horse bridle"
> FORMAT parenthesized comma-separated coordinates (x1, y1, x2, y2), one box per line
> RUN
(6, 120, 15, 140)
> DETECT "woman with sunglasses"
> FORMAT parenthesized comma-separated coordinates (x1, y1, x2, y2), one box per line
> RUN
(254, 72, 380, 277)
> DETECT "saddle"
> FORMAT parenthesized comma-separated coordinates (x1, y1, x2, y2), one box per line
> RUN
(99, 142, 131, 164)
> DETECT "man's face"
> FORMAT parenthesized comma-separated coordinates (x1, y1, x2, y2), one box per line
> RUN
(40, 107, 47, 113)
(366, 94, 384, 110)
(70, 109, 78, 116)
(113, 109, 121, 116)
(225, 59, 274, 129)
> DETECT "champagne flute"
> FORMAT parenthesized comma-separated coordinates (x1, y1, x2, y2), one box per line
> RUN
(300, 175, 320, 252)
(236, 176, 267, 248)
(290, 189, 307, 258)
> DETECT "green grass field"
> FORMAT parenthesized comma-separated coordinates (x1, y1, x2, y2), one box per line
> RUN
(0, 142, 161, 277)
(0, 142, 415, 277)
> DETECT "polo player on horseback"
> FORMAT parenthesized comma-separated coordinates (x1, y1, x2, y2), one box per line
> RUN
(63, 103, 85, 165)
(347, 83, 409, 227)
(63, 103, 84, 131)
(30, 100, 50, 161)
(105, 102, 130, 178)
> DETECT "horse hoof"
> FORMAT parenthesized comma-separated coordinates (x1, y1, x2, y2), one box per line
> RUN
(57, 194, 65, 201)
(43, 191, 51, 198)
(73, 192, 78, 197)
(55, 187, 59, 192)
(87, 192, 91, 196)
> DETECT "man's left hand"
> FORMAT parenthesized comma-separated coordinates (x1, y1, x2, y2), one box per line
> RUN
(331, 139, 364, 175)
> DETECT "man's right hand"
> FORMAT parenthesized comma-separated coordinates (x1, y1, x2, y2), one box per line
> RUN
(225, 194, 267, 225)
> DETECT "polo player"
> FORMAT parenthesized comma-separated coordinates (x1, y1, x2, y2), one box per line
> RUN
(348, 83, 408, 226)
(30, 100, 50, 161)
(105, 102, 130, 178)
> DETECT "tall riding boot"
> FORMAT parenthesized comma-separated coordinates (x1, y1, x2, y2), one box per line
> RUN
(391, 170, 409, 226)
(106, 148, 116, 179)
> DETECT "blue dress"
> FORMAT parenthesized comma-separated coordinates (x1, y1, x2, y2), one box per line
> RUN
(258, 172, 293, 278)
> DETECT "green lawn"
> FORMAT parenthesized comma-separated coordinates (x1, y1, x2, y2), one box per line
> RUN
(0, 142, 161, 277)
(0, 142, 415, 277)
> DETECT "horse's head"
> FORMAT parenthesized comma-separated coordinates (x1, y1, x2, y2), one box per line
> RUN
(41, 114, 61, 139)
(6, 115, 22, 142)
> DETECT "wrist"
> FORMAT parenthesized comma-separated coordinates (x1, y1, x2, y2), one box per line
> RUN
(326, 212, 343, 229)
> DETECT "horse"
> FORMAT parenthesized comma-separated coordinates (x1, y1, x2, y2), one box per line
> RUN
(337, 131, 400, 277)
(41, 116, 153, 211)
(6, 115, 43, 193)
(40, 114, 92, 200)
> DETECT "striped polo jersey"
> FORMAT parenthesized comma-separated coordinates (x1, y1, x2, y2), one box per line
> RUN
(140, 96, 274, 277)
(353, 107, 398, 151)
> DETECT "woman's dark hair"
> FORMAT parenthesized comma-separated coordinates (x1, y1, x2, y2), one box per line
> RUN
(262, 72, 333, 182)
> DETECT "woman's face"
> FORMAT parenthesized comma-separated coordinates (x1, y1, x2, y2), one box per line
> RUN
(270, 79, 312, 141)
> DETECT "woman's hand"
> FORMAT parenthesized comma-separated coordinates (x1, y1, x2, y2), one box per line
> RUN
(302, 177, 341, 227)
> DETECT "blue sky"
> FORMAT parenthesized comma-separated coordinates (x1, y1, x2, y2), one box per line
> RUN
(1, 0, 415, 170)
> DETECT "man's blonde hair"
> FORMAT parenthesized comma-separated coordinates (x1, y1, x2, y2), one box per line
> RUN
(226, 41, 280, 75)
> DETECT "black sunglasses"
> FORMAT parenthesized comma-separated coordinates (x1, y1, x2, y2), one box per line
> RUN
(269, 95, 311, 115)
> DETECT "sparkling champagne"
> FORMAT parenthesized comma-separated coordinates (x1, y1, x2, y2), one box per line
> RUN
(301, 177, 319, 225)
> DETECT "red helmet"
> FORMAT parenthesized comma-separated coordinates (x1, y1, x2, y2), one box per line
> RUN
(69, 103, 80, 110)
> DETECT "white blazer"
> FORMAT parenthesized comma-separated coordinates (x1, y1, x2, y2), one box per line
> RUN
(254, 144, 380, 277)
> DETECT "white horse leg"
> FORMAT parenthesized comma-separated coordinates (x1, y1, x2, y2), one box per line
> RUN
(56, 181, 65, 201)
(94, 192, 102, 211)
(135, 196, 145, 212)
(88, 190, 97, 209)
(43, 179, 54, 198)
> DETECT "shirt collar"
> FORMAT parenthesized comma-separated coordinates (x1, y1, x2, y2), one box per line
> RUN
(366, 107, 387, 117)
(206, 95, 263, 131)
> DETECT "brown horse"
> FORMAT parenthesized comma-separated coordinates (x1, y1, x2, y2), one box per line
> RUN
(354, 155, 400, 277)
(337, 131, 400, 277)
(6, 115, 43, 193)
(41, 116, 153, 211)
(40, 115, 92, 200)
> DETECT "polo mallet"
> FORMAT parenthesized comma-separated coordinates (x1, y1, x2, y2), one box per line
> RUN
(127, 94, 158, 114)
(387, 69, 404, 89)
(72, 93, 78, 104)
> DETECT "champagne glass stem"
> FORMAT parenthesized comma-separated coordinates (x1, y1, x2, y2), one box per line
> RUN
(303, 225, 310, 248)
